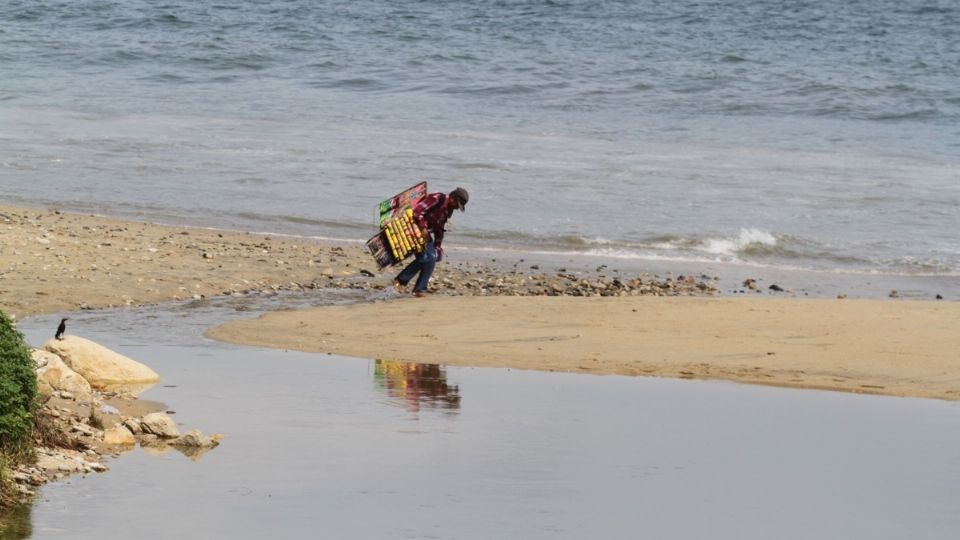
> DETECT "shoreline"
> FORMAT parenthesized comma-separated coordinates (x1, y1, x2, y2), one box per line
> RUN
(0, 202, 716, 319)
(3, 203, 958, 401)
(5, 200, 956, 303)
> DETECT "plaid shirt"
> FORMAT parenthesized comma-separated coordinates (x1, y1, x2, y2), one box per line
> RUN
(413, 192, 454, 261)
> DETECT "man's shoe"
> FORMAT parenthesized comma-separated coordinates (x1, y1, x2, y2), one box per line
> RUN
(392, 279, 405, 293)
(412, 290, 428, 298)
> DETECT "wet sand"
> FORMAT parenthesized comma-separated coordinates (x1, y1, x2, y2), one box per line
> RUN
(208, 296, 960, 401)
(3, 203, 958, 401)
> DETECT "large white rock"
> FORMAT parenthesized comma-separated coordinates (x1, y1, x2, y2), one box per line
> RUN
(43, 336, 159, 389)
(140, 412, 180, 439)
(32, 349, 92, 399)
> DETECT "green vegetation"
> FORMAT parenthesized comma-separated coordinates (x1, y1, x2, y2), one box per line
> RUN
(0, 312, 36, 452)
(0, 311, 37, 508)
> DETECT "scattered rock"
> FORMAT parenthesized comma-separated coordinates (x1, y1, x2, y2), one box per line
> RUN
(103, 425, 136, 446)
(140, 412, 180, 438)
(768, 284, 784, 292)
(70, 423, 94, 437)
(123, 418, 143, 434)
(889, 290, 899, 298)
(403, 269, 718, 298)
(170, 429, 219, 449)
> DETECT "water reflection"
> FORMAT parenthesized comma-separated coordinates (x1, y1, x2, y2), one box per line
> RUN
(373, 360, 461, 413)
(0, 503, 31, 540)
(102, 382, 158, 398)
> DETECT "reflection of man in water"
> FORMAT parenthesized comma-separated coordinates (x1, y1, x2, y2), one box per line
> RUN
(374, 360, 461, 412)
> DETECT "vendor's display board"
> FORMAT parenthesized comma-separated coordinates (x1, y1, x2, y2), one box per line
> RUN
(367, 182, 428, 268)
(378, 181, 427, 228)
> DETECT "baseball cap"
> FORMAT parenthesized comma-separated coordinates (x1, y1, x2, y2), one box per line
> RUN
(450, 187, 469, 211)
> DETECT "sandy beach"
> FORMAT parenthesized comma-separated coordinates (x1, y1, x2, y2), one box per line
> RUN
(3, 204, 958, 401)
(208, 295, 960, 401)
(0, 204, 371, 318)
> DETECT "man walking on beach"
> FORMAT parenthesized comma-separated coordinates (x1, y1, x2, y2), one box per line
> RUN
(393, 187, 468, 297)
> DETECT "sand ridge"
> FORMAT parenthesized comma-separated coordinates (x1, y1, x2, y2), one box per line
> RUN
(208, 295, 960, 400)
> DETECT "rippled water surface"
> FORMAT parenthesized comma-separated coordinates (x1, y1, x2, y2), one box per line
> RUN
(5, 299, 960, 539)
(1, 0, 958, 282)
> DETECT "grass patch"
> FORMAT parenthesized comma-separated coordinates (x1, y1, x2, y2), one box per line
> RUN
(32, 410, 79, 452)
(88, 409, 104, 430)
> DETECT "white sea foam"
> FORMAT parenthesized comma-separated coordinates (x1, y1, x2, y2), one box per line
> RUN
(700, 228, 778, 256)
(586, 237, 614, 245)
(582, 248, 723, 265)
(651, 241, 680, 250)
(465, 244, 960, 278)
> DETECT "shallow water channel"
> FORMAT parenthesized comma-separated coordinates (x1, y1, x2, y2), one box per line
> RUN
(8, 295, 960, 539)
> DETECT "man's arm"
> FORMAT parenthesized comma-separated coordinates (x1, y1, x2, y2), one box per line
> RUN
(412, 193, 441, 232)
(434, 228, 445, 261)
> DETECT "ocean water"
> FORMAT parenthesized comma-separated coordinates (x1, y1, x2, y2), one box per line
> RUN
(1, 0, 958, 283)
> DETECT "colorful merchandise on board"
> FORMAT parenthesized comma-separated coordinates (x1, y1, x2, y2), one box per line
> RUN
(367, 182, 428, 268)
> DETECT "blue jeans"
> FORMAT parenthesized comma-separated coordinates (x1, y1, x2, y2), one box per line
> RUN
(396, 239, 437, 293)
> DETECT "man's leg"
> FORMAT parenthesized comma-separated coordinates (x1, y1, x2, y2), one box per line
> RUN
(395, 256, 422, 287)
(413, 241, 437, 293)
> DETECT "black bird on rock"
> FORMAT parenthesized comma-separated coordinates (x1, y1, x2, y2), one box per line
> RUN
(55, 318, 69, 340)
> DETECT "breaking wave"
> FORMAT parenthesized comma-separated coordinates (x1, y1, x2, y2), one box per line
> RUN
(459, 227, 958, 276)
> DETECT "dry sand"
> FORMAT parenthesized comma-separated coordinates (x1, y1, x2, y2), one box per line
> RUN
(209, 296, 960, 401)
(3, 204, 958, 400)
